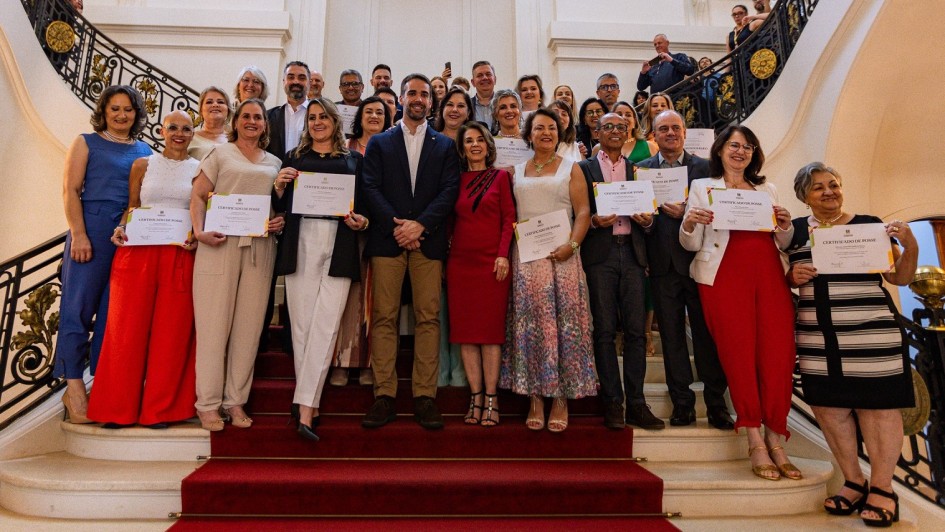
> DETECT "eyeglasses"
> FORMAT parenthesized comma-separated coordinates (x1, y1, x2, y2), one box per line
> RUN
(165, 124, 194, 135)
(240, 78, 263, 86)
(585, 109, 604, 116)
(726, 141, 756, 153)
(598, 123, 628, 132)
(597, 84, 619, 92)
(340, 81, 363, 88)
(732, 11, 747, 17)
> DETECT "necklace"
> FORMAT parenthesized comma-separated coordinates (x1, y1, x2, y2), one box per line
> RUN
(812, 212, 844, 226)
(531, 153, 556, 174)
(102, 130, 133, 144)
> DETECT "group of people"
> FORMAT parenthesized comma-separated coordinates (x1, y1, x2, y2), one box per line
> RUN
(53, 34, 916, 526)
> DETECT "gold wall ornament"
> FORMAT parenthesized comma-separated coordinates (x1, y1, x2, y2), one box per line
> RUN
(45, 20, 76, 54)
(901, 368, 931, 436)
(909, 265, 945, 330)
(750, 48, 778, 80)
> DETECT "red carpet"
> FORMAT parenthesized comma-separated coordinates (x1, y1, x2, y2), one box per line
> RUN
(173, 336, 672, 528)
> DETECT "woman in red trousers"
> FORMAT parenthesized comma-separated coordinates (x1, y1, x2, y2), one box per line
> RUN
(87, 110, 200, 428)
(680, 125, 799, 481)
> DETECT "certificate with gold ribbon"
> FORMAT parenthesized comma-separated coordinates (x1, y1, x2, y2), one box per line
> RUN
(124, 207, 192, 246)
(594, 180, 657, 216)
(707, 188, 775, 231)
(291, 172, 355, 217)
(635, 166, 688, 204)
(810, 223, 894, 274)
(204, 193, 270, 237)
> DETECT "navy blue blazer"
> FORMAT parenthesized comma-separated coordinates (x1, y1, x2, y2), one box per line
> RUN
(635, 151, 709, 277)
(360, 125, 460, 261)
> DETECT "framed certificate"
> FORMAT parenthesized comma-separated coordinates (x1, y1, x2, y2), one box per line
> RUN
(810, 223, 894, 274)
(684, 128, 714, 159)
(635, 166, 688, 204)
(494, 137, 534, 168)
(203, 193, 270, 237)
(291, 172, 355, 217)
(594, 180, 657, 216)
(707, 188, 775, 231)
(337, 104, 358, 136)
(124, 207, 192, 246)
(515, 209, 571, 264)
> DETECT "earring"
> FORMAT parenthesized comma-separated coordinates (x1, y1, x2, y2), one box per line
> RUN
(805, 203, 810, 210)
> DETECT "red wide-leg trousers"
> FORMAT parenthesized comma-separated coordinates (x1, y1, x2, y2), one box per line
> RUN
(88, 245, 196, 425)
(697, 231, 796, 437)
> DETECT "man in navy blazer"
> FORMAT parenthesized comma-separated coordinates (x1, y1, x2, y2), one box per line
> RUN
(636, 110, 733, 430)
(360, 73, 460, 430)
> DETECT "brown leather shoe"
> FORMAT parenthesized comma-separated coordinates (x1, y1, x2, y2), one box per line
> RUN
(603, 401, 626, 430)
(362, 395, 396, 428)
(413, 396, 444, 430)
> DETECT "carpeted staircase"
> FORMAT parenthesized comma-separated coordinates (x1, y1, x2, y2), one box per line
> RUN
(169, 329, 677, 530)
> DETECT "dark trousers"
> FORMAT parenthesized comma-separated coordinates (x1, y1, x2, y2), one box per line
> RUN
(584, 241, 647, 406)
(650, 268, 728, 409)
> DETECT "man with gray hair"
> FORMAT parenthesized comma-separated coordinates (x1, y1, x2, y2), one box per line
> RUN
(635, 110, 733, 430)
(596, 73, 621, 110)
(637, 34, 694, 94)
(337, 69, 364, 107)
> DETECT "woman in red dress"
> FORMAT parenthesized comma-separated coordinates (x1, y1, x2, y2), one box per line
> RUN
(446, 122, 516, 427)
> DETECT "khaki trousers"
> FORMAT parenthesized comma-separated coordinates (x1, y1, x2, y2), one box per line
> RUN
(370, 250, 442, 398)
(193, 236, 275, 412)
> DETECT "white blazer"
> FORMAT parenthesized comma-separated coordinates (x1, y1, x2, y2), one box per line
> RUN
(679, 177, 794, 286)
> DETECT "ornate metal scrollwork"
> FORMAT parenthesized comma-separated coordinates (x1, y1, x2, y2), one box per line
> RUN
(44, 20, 75, 53)
(10, 284, 60, 385)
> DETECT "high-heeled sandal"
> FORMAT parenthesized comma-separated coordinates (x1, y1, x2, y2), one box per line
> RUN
(197, 409, 225, 432)
(526, 395, 545, 431)
(547, 397, 568, 433)
(825, 479, 869, 515)
(465, 391, 484, 425)
(226, 406, 253, 428)
(749, 445, 780, 481)
(61, 393, 92, 424)
(768, 444, 803, 480)
(481, 393, 500, 427)
(861, 486, 899, 527)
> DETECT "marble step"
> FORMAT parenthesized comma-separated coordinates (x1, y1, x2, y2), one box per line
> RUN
(643, 456, 833, 517)
(675, 511, 919, 531)
(632, 420, 742, 462)
(62, 421, 209, 462)
(0, 452, 198, 519)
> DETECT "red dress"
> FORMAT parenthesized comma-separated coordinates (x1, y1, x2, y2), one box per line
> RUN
(446, 169, 516, 344)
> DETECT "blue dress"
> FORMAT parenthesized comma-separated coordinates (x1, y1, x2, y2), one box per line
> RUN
(54, 133, 151, 378)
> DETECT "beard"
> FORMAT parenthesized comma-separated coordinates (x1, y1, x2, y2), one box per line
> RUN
(404, 102, 428, 121)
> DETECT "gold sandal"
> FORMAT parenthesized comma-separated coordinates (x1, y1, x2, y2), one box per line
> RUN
(749, 445, 781, 481)
(548, 397, 568, 433)
(526, 395, 545, 431)
(768, 445, 803, 480)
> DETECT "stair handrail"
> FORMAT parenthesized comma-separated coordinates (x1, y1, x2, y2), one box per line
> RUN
(0, 232, 68, 430)
(639, 0, 819, 133)
(20, 0, 201, 151)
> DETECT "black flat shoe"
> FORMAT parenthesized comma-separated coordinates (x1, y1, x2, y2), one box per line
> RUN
(861, 486, 899, 527)
(142, 422, 169, 430)
(825, 479, 868, 515)
(297, 422, 319, 442)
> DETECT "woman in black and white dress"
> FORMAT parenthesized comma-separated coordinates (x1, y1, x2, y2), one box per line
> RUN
(786, 162, 918, 527)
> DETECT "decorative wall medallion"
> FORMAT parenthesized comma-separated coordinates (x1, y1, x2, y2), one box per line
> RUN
(901, 368, 931, 436)
(750, 48, 777, 80)
(45, 20, 76, 53)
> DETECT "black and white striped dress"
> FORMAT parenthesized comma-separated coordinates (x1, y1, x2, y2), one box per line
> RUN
(786, 215, 914, 409)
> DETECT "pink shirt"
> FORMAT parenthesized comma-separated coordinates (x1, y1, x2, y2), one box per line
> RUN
(597, 150, 631, 235)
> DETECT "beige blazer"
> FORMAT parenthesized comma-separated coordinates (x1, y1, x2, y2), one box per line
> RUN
(679, 177, 793, 286)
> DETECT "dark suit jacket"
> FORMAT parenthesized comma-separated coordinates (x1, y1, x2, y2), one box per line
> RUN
(635, 151, 709, 277)
(577, 157, 648, 269)
(273, 151, 363, 280)
(361, 124, 460, 261)
(265, 104, 288, 162)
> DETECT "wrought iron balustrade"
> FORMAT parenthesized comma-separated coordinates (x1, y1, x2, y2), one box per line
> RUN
(0, 233, 67, 430)
(20, 0, 200, 150)
(646, 0, 818, 132)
